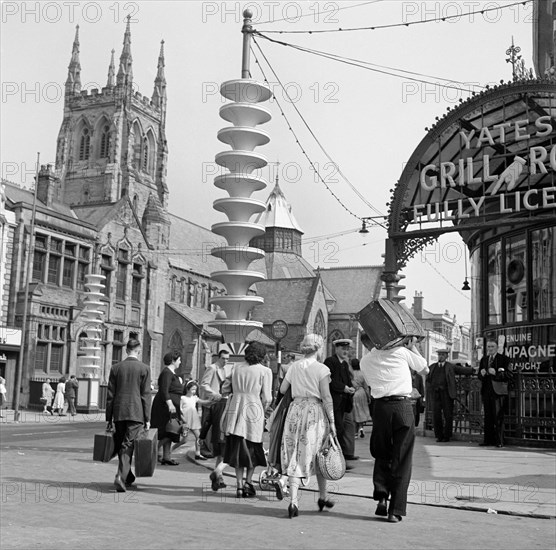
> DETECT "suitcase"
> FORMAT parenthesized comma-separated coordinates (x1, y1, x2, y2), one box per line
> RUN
(357, 299, 425, 350)
(134, 428, 158, 477)
(93, 431, 115, 462)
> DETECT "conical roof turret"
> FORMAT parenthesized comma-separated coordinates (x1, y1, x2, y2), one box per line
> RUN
(253, 177, 303, 233)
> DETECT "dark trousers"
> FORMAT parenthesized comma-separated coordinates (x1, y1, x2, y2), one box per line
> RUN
(342, 410, 355, 457)
(482, 391, 505, 446)
(432, 388, 454, 440)
(370, 399, 415, 516)
(66, 397, 76, 415)
(333, 401, 347, 455)
(114, 420, 143, 482)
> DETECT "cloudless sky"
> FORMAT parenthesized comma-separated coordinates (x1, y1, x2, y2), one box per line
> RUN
(1, 1, 536, 327)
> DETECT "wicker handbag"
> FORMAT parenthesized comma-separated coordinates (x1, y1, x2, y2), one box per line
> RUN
(316, 434, 346, 481)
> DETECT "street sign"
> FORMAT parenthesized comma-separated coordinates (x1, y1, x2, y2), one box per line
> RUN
(271, 320, 288, 340)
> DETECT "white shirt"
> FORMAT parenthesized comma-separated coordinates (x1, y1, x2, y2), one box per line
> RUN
(285, 358, 331, 399)
(360, 347, 429, 399)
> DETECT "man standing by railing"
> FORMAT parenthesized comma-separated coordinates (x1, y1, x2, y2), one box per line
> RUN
(478, 339, 511, 448)
(427, 350, 473, 442)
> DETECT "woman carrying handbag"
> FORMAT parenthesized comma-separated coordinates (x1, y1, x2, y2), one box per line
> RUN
(150, 351, 184, 465)
(279, 334, 337, 518)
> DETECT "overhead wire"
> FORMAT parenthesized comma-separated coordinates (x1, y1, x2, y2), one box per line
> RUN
(252, 38, 387, 227)
(258, 0, 532, 33)
(254, 32, 485, 93)
(424, 258, 471, 300)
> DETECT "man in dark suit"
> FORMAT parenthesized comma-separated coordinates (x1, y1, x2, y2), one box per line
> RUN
(106, 338, 151, 492)
(427, 349, 473, 442)
(324, 339, 357, 460)
(478, 339, 511, 447)
(64, 375, 79, 416)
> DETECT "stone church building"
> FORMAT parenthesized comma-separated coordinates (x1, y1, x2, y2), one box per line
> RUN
(0, 21, 384, 409)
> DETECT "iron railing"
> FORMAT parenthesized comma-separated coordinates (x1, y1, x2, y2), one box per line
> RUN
(425, 373, 556, 447)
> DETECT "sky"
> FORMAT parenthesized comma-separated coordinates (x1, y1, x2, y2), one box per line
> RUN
(1, 0, 537, 327)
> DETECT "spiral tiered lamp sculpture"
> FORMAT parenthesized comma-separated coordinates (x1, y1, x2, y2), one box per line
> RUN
(208, 71, 272, 343)
(77, 273, 106, 410)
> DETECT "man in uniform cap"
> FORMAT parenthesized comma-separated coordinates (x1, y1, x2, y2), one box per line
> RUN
(426, 349, 473, 442)
(324, 339, 357, 460)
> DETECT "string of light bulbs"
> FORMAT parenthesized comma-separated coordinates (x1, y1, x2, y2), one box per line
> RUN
(257, 0, 532, 34)
(254, 32, 486, 93)
(252, 39, 386, 227)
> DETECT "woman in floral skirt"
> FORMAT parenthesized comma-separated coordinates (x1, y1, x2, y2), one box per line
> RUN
(280, 334, 336, 518)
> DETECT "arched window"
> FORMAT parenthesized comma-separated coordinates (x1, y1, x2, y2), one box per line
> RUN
(314, 310, 325, 337)
(142, 137, 149, 171)
(79, 128, 91, 160)
(99, 125, 111, 158)
(169, 331, 183, 355)
(132, 194, 139, 212)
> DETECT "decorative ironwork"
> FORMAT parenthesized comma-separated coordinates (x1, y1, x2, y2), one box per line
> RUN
(425, 373, 556, 445)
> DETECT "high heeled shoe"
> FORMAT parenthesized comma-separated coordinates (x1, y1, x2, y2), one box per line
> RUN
(288, 503, 299, 518)
(236, 488, 243, 498)
(242, 481, 256, 498)
(317, 498, 335, 512)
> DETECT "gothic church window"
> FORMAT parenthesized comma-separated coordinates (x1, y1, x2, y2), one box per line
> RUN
(79, 128, 91, 160)
(99, 125, 111, 158)
(314, 310, 325, 337)
(142, 137, 149, 172)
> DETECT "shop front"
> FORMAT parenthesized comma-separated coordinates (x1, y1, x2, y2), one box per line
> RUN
(384, 79, 555, 445)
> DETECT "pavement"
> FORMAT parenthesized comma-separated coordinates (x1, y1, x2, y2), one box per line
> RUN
(1, 412, 555, 550)
(3, 408, 553, 518)
(190, 427, 556, 519)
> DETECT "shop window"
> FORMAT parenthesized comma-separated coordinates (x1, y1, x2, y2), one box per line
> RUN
(487, 241, 502, 325)
(505, 233, 528, 323)
(35, 342, 48, 371)
(35, 324, 66, 374)
(532, 227, 556, 319)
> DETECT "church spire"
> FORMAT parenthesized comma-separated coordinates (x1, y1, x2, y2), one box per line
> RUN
(65, 25, 81, 95)
(152, 40, 167, 107)
(116, 15, 133, 86)
(106, 49, 116, 88)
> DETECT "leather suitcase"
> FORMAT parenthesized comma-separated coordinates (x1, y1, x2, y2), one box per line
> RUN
(357, 299, 425, 350)
(134, 428, 158, 477)
(93, 431, 115, 462)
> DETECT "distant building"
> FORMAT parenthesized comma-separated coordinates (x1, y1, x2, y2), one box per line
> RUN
(411, 291, 471, 365)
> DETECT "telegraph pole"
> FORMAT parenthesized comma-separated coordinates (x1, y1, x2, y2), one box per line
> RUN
(13, 153, 40, 421)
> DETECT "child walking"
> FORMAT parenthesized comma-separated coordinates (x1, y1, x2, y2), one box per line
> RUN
(173, 380, 212, 460)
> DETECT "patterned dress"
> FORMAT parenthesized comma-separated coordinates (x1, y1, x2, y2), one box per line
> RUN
(281, 359, 331, 479)
(352, 370, 371, 423)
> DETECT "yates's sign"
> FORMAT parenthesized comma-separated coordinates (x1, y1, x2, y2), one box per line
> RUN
(415, 116, 555, 222)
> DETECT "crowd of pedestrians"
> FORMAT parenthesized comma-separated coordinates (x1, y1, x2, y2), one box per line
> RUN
(102, 332, 510, 523)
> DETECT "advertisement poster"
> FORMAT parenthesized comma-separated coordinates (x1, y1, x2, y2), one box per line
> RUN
(492, 325, 556, 372)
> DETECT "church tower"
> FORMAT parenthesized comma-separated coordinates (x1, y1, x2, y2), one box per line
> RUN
(55, 18, 169, 222)
(250, 178, 315, 278)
